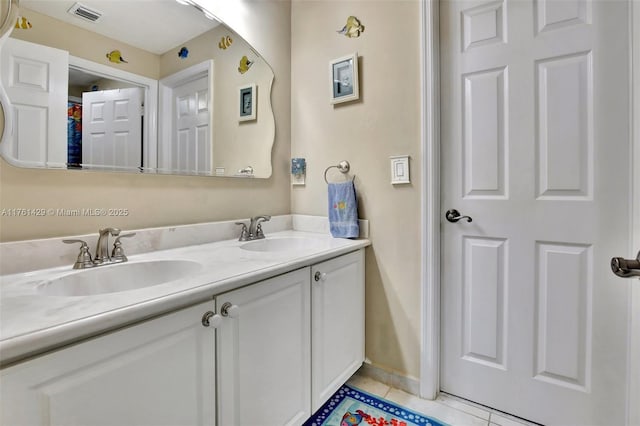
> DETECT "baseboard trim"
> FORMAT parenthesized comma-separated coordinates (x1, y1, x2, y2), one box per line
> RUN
(357, 361, 421, 397)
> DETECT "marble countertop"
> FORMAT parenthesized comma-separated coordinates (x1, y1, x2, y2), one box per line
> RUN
(0, 230, 370, 366)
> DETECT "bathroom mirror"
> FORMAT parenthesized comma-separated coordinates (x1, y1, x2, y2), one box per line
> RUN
(0, 0, 275, 177)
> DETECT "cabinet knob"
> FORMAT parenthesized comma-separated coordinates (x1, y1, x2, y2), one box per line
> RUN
(220, 302, 240, 318)
(201, 311, 223, 327)
(314, 271, 327, 282)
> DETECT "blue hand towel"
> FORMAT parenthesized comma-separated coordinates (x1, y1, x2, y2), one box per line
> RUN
(328, 180, 360, 238)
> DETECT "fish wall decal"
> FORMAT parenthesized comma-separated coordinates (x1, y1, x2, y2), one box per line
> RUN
(106, 50, 127, 64)
(337, 16, 365, 38)
(15, 16, 32, 29)
(238, 55, 253, 74)
(218, 36, 233, 50)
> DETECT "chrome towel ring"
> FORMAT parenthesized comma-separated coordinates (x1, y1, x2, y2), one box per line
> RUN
(324, 160, 354, 184)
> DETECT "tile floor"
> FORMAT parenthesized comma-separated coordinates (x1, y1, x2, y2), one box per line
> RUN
(346, 374, 539, 426)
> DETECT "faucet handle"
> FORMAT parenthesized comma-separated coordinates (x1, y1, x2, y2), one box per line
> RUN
(113, 233, 136, 242)
(235, 222, 250, 241)
(251, 215, 271, 239)
(111, 233, 136, 262)
(255, 223, 266, 239)
(63, 239, 88, 245)
(63, 239, 94, 269)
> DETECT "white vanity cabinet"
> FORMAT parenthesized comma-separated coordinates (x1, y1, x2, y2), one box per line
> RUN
(0, 248, 365, 426)
(311, 249, 365, 411)
(216, 267, 312, 426)
(216, 249, 365, 422)
(0, 300, 216, 426)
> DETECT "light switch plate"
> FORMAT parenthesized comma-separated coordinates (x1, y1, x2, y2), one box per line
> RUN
(390, 155, 410, 184)
(292, 174, 306, 185)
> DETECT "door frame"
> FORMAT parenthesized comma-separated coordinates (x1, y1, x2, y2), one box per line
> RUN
(419, 0, 440, 402)
(628, 1, 640, 424)
(419, 2, 640, 425)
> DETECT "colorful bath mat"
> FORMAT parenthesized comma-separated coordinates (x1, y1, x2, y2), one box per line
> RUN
(304, 385, 448, 426)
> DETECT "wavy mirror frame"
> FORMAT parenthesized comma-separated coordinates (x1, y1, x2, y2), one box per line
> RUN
(0, 0, 275, 178)
(0, 0, 17, 156)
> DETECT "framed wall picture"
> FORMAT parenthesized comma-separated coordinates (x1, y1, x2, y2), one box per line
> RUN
(330, 53, 359, 104)
(238, 83, 256, 121)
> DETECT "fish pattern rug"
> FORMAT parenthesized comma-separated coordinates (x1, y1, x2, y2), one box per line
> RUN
(303, 385, 448, 426)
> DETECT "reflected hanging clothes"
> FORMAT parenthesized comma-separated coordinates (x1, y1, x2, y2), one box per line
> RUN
(67, 101, 82, 167)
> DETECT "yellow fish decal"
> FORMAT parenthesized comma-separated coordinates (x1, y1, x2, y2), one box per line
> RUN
(337, 16, 364, 38)
(218, 36, 233, 50)
(106, 50, 128, 64)
(14, 16, 32, 29)
(238, 55, 253, 74)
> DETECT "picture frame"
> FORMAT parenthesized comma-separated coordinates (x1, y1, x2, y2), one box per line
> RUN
(330, 53, 359, 104)
(238, 83, 256, 121)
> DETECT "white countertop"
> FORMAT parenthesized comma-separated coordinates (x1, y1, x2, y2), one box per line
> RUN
(0, 230, 370, 366)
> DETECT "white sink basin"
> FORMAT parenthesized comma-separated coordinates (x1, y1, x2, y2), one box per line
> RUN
(36, 260, 202, 297)
(240, 237, 330, 253)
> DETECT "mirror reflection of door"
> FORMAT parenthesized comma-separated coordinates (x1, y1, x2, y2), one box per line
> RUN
(68, 67, 146, 170)
(159, 61, 213, 175)
(170, 77, 209, 174)
(81, 87, 142, 170)
(0, 37, 146, 170)
(0, 38, 68, 168)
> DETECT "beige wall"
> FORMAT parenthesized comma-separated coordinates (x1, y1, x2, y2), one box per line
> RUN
(0, 0, 292, 241)
(291, 1, 422, 379)
(10, 8, 160, 79)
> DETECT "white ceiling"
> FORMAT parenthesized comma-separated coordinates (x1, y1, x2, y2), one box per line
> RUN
(21, 0, 221, 55)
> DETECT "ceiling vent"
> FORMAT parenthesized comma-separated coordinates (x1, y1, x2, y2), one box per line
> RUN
(67, 2, 103, 23)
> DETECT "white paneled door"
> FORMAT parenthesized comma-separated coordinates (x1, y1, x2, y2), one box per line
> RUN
(0, 38, 68, 167)
(82, 87, 142, 169)
(440, 1, 632, 425)
(172, 76, 211, 174)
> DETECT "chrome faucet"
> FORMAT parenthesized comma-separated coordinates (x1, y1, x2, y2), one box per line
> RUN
(237, 166, 254, 176)
(64, 228, 136, 269)
(95, 227, 121, 264)
(236, 215, 271, 241)
(249, 215, 271, 238)
(62, 228, 136, 269)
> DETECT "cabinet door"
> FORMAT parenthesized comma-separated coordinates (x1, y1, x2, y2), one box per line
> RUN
(311, 249, 365, 411)
(0, 300, 216, 426)
(217, 268, 311, 426)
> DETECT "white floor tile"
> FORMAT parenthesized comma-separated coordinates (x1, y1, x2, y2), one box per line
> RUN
(489, 412, 535, 426)
(437, 393, 492, 421)
(385, 388, 489, 426)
